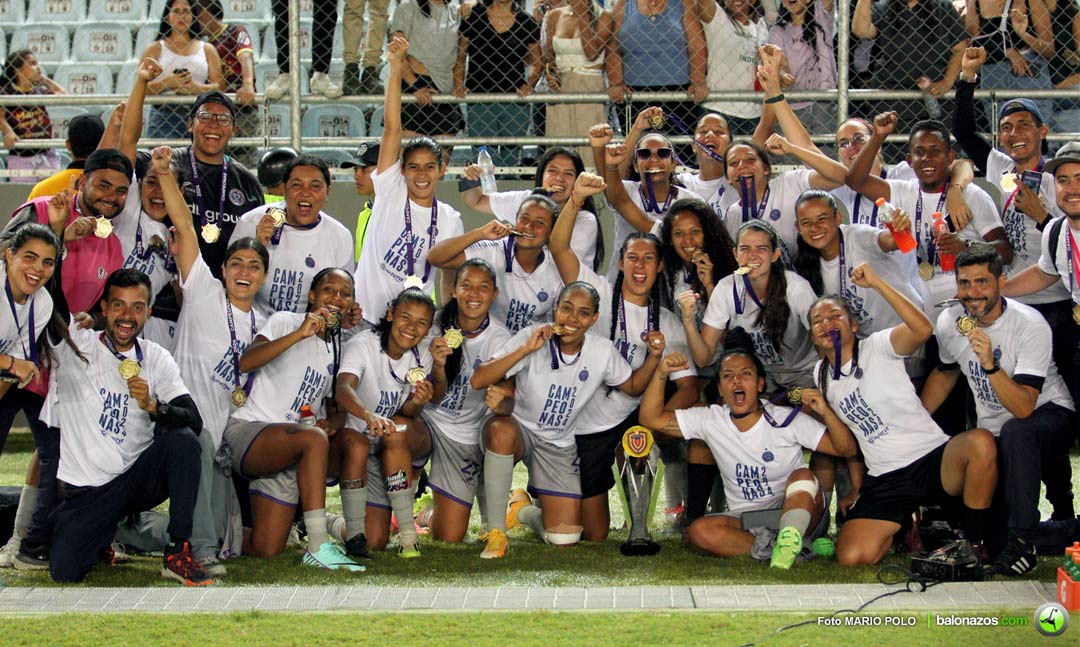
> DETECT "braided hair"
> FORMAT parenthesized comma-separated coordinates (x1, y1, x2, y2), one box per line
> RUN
(791, 189, 842, 296)
(609, 233, 662, 344)
(436, 258, 497, 386)
(657, 198, 738, 310)
(305, 267, 356, 406)
(736, 221, 790, 354)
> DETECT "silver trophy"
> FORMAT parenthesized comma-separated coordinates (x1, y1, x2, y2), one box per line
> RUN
(619, 426, 661, 557)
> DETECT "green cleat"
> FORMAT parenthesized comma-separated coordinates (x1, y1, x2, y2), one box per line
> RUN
(770, 526, 803, 570)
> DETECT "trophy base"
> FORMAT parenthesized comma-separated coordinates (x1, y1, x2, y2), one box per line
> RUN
(620, 537, 661, 557)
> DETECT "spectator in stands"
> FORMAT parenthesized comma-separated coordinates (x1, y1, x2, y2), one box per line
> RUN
(27, 114, 106, 200)
(544, 0, 608, 162)
(699, 0, 768, 136)
(141, 0, 226, 139)
(340, 143, 380, 263)
(342, 0, 391, 95)
(853, 0, 970, 124)
(601, 0, 708, 160)
(391, 0, 466, 138)
(265, 0, 343, 99)
(768, 0, 838, 137)
(1044, 0, 1080, 132)
(455, 0, 543, 167)
(1, 51, 67, 184)
(193, 0, 258, 164)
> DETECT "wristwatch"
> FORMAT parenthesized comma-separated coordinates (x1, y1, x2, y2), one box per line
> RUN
(983, 359, 1001, 375)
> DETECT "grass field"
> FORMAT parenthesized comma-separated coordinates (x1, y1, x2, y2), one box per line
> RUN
(0, 610, 1046, 647)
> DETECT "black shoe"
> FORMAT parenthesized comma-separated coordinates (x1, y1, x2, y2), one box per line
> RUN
(359, 67, 384, 95)
(13, 541, 49, 571)
(344, 533, 370, 559)
(342, 63, 361, 96)
(986, 534, 1037, 577)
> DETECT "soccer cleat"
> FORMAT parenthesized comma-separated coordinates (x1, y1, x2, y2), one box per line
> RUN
(506, 489, 532, 530)
(344, 533, 371, 559)
(302, 542, 366, 571)
(200, 555, 227, 576)
(161, 541, 215, 586)
(479, 529, 509, 559)
(310, 72, 343, 99)
(0, 535, 21, 568)
(414, 493, 435, 528)
(264, 73, 291, 100)
(111, 542, 132, 564)
(770, 525, 803, 569)
(13, 541, 49, 571)
(398, 535, 422, 559)
(986, 534, 1037, 577)
(663, 504, 686, 528)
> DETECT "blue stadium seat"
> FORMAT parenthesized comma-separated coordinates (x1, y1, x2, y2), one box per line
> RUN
(223, 0, 269, 25)
(301, 105, 366, 139)
(0, 28, 6, 62)
(265, 104, 292, 138)
(10, 26, 71, 64)
(46, 106, 89, 141)
(260, 21, 315, 64)
(134, 24, 158, 59)
(149, 0, 166, 22)
(72, 23, 134, 64)
(57, 149, 73, 170)
(367, 107, 383, 138)
(87, 0, 146, 22)
(0, 155, 7, 183)
(0, 0, 25, 24)
(54, 64, 115, 95)
(115, 61, 137, 94)
(255, 60, 309, 94)
(306, 148, 356, 167)
(27, 0, 86, 23)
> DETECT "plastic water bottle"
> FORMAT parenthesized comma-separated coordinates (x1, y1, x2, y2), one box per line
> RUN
(298, 404, 317, 427)
(478, 147, 497, 195)
(874, 198, 917, 253)
(932, 212, 956, 272)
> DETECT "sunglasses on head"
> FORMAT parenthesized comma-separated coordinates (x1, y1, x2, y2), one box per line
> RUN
(635, 147, 674, 161)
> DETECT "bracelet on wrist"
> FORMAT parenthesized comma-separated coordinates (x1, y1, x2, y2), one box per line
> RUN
(458, 177, 482, 192)
(764, 93, 786, 104)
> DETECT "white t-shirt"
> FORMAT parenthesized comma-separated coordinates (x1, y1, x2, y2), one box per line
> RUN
(724, 170, 813, 267)
(488, 189, 598, 270)
(112, 193, 179, 351)
(495, 326, 632, 447)
(230, 205, 354, 316)
(356, 164, 464, 323)
(232, 311, 337, 423)
(0, 263, 52, 361)
(677, 171, 739, 220)
(818, 224, 924, 338)
(423, 320, 513, 444)
(814, 329, 949, 477)
(55, 325, 190, 487)
(609, 181, 704, 282)
(465, 239, 564, 333)
(338, 329, 435, 434)
(701, 10, 767, 119)
(831, 163, 913, 226)
(936, 300, 1075, 434)
(675, 402, 824, 514)
(572, 266, 696, 433)
(175, 255, 266, 449)
(703, 270, 818, 388)
(1037, 216, 1080, 306)
(985, 150, 1071, 305)
(886, 179, 1004, 316)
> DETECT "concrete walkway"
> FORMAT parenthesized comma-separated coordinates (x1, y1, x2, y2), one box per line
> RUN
(0, 581, 1056, 613)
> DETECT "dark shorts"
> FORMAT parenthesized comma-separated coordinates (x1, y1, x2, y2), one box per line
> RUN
(845, 441, 951, 525)
(575, 410, 639, 499)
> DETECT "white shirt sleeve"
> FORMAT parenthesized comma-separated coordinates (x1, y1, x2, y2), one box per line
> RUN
(674, 406, 712, 442)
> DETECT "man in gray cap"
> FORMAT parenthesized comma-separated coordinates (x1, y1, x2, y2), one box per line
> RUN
(340, 142, 380, 263)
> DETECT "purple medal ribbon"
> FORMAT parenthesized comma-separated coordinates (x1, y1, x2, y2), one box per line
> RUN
(100, 331, 143, 366)
(225, 300, 257, 397)
(386, 346, 423, 385)
(270, 212, 321, 246)
(837, 229, 851, 307)
(641, 174, 675, 214)
(827, 329, 861, 381)
(548, 336, 583, 370)
(852, 168, 888, 226)
(739, 176, 770, 223)
(458, 315, 490, 338)
(4, 279, 37, 364)
(188, 147, 228, 235)
(503, 238, 544, 273)
(661, 112, 727, 168)
(732, 273, 763, 315)
(403, 196, 439, 283)
(914, 189, 948, 271)
(760, 402, 802, 427)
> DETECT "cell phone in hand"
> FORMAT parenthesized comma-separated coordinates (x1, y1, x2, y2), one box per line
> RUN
(1021, 170, 1042, 195)
(174, 68, 188, 75)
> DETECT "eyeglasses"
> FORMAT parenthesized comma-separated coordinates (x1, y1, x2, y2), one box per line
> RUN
(194, 110, 234, 127)
(837, 133, 869, 149)
(635, 147, 674, 161)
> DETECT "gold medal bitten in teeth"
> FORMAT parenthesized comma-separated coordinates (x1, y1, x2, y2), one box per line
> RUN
(551, 324, 572, 335)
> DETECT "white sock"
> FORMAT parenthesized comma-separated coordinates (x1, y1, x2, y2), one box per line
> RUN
(386, 470, 417, 544)
(340, 486, 367, 540)
(303, 508, 329, 549)
(326, 513, 347, 542)
(517, 504, 545, 538)
(483, 452, 514, 532)
(779, 508, 812, 536)
(13, 485, 37, 538)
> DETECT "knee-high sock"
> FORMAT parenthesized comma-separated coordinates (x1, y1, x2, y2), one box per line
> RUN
(13, 485, 37, 539)
(303, 508, 329, 549)
(326, 513, 347, 542)
(340, 484, 367, 540)
(517, 504, 546, 539)
(386, 470, 417, 544)
(779, 508, 812, 536)
(686, 463, 718, 521)
(483, 452, 514, 532)
(660, 442, 687, 508)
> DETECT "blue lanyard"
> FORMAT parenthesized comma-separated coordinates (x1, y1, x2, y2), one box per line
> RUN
(188, 147, 228, 230)
(100, 331, 143, 365)
(739, 176, 770, 223)
(852, 168, 888, 226)
(732, 273, 763, 315)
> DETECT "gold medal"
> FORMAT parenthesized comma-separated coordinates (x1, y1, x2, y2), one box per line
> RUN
(324, 311, 341, 331)
(148, 235, 166, 254)
(999, 173, 1018, 192)
(787, 387, 803, 404)
(1073, 303, 1080, 325)
(918, 262, 934, 281)
(647, 113, 665, 129)
(690, 249, 705, 262)
(733, 266, 752, 276)
(94, 216, 113, 238)
(201, 223, 221, 243)
(443, 328, 464, 350)
(403, 275, 424, 290)
(956, 315, 978, 335)
(118, 359, 141, 380)
(406, 366, 427, 386)
(267, 206, 286, 228)
(231, 387, 247, 407)
(551, 324, 572, 335)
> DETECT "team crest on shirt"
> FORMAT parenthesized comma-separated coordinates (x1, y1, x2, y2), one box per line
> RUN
(762, 449, 774, 463)
(428, 223, 439, 237)
(769, 209, 781, 221)
(578, 369, 589, 382)
(305, 255, 316, 268)
(537, 290, 548, 303)
(229, 188, 246, 206)
(97, 266, 106, 279)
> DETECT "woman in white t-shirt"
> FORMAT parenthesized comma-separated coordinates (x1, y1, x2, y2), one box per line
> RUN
(416, 260, 513, 547)
(355, 36, 465, 323)
(656, 198, 739, 322)
(459, 146, 605, 271)
(699, 0, 768, 134)
(639, 327, 856, 566)
(335, 288, 450, 557)
(471, 281, 648, 555)
(226, 268, 367, 571)
(683, 220, 819, 391)
(428, 193, 565, 333)
(807, 263, 997, 566)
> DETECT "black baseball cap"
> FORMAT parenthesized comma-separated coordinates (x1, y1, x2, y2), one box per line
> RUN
(190, 90, 238, 118)
(340, 143, 380, 169)
(84, 148, 134, 179)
